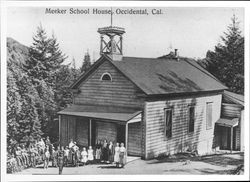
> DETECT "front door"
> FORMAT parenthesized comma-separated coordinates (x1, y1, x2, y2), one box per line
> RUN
(95, 121, 117, 143)
(116, 124, 126, 146)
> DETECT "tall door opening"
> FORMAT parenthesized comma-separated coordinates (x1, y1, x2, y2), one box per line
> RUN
(91, 121, 96, 146)
(116, 124, 126, 146)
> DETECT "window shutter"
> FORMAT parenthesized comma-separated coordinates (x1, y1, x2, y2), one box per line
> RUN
(206, 103, 213, 129)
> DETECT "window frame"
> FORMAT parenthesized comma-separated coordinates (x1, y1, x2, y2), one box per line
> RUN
(100, 72, 112, 82)
(206, 102, 213, 130)
(188, 105, 195, 133)
(164, 108, 173, 139)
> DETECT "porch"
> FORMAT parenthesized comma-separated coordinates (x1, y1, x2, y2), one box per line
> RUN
(215, 117, 240, 152)
(58, 104, 143, 157)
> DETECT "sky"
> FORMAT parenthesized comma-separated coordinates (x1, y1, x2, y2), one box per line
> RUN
(7, 7, 244, 68)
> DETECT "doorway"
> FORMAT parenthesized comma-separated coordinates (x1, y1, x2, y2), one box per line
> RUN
(116, 124, 126, 146)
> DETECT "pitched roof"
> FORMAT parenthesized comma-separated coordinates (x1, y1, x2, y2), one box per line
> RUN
(110, 56, 227, 95)
(71, 55, 227, 95)
(223, 90, 244, 106)
(216, 118, 239, 127)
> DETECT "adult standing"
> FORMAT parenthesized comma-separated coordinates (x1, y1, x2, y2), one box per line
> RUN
(57, 146, 64, 175)
(52, 146, 58, 167)
(108, 141, 115, 164)
(101, 140, 108, 163)
(29, 144, 36, 168)
(43, 147, 50, 169)
(114, 143, 120, 167)
(95, 140, 102, 163)
(119, 143, 126, 168)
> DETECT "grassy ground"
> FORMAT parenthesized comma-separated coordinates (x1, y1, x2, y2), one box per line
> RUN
(16, 152, 244, 175)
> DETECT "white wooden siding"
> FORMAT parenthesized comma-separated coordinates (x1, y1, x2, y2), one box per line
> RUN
(74, 60, 145, 108)
(145, 94, 222, 159)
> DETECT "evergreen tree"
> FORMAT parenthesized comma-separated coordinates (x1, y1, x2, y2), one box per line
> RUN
(71, 57, 80, 81)
(7, 59, 42, 147)
(24, 24, 67, 138)
(205, 15, 244, 94)
(80, 51, 91, 73)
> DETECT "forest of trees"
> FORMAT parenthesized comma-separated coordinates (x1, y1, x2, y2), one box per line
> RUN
(7, 25, 92, 149)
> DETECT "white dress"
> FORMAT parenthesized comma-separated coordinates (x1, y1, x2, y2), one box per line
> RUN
(69, 142, 74, 149)
(81, 151, 88, 163)
(114, 146, 120, 163)
(87, 149, 94, 161)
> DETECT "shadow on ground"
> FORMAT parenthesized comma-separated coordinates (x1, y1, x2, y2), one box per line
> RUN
(98, 165, 120, 169)
(148, 152, 243, 165)
(191, 153, 244, 167)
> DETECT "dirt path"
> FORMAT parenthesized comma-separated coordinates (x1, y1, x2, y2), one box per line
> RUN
(16, 153, 244, 175)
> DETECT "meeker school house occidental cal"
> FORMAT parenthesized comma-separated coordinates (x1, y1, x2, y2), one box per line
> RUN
(58, 22, 244, 160)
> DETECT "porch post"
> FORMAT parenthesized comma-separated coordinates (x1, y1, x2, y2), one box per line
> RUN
(59, 115, 61, 145)
(125, 123, 128, 157)
(230, 126, 233, 153)
(89, 119, 92, 146)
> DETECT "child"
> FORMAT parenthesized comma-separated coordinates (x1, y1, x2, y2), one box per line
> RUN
(44, 147, 50, 169)
(87, 146, 94, 164)
(119, 143, 126, 168)
(81, 147, 88, 166)
(114, 143, 120, 167)
(64, 146, 69, 167)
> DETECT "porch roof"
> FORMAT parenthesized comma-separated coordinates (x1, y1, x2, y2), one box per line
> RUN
(58, 104, 142, 122)
(216, 118, 239, 127)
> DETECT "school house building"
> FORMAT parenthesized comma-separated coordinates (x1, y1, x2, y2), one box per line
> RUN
(58, 25, 242, 159)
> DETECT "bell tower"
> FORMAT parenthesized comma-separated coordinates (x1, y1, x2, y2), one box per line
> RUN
(97, 11, 125, 61)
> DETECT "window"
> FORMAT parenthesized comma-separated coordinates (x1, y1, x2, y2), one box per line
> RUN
(101, 73, 112, 81)
(165, 109, 172, 138)
(206, 102, 213, 130)
(188, 106, 195, 132)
